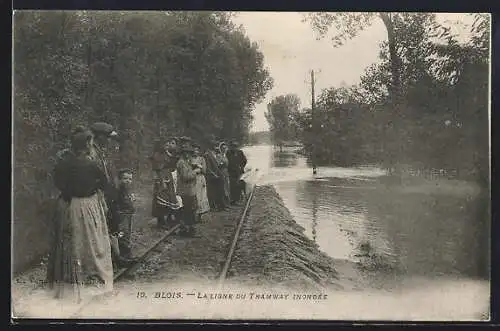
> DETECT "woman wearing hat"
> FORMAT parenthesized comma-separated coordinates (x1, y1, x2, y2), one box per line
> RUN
(149, 139, 181, 229)
(47, 127, 114, 301)
(216, 141, 231, 208)
(176, 141, 200, 236)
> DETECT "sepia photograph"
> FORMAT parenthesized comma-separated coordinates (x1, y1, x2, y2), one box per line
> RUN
(11, 10, 491, 321)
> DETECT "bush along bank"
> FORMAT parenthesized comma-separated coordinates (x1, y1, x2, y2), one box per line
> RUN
(230, 185, 344, 291)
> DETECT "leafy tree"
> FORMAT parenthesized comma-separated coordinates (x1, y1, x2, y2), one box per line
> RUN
(301, 13, 489, 181)
(12, 11, 273, 273)
(303, 13, 439, 172)
(303, 12, 402, 112)
(265, 94, 301, 151)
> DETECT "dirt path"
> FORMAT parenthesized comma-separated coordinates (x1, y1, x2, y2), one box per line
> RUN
(123, 205, 245, 284)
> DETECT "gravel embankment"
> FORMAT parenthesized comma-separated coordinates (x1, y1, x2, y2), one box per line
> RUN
(127, 205, 244, 283)
(228, 185, 349, 291)
(127, 185, 360, 292)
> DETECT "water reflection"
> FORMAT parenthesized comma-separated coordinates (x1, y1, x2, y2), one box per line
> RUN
(311, 186, 318, 243)
(364, 190, 486, 278)
(244, 145, 489, 282)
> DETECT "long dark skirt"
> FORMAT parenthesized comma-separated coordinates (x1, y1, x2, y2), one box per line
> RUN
(151, 172, 179, 224)
(46, 197, 69, 287)
(229, 175, 244, 203)
(180, 194, 198, 227)
(206, 176, 224, 209)
(151, 179, 163, 218)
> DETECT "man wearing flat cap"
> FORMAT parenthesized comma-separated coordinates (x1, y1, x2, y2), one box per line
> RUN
(89, 121, 119, 207)
(90, 122, 135, 266)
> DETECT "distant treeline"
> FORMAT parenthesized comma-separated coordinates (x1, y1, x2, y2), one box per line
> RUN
(247, 131, 272, 145)
(13, 11, 273, 273)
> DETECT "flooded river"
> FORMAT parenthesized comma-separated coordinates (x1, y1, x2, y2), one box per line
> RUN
(13, 143, 490, 320)
(242, 144, 490, 289)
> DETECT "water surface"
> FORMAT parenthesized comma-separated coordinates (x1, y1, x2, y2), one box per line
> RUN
(242, 144, 489, 288)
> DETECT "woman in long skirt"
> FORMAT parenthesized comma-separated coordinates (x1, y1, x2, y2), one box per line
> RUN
(216, 142, 231, 208)
(150, 139, 181, 228)
(176, 142, 199, 236)
(46, 128, 113, 302)
(192, 143, 210, 221)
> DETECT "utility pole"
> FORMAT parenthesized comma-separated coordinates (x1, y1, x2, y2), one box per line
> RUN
(311, 69, 317, 175)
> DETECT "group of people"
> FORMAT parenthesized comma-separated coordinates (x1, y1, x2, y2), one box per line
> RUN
(150, 135, 248, 237)
(45, 122, 140, 301)
(44, 121, 247, 302)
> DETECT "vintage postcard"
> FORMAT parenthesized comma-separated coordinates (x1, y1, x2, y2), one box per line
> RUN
(11, 10, 490, 321)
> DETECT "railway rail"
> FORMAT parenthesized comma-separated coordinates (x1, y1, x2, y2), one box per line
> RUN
(217, 184, 256, 288)
(70, 184, 257, 317)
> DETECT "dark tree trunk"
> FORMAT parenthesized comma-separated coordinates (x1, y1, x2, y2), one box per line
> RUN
(156, 68, 161, 136)
(379, 12, 403, 180)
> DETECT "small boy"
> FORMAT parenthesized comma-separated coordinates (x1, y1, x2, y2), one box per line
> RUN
(116, 168, 136, 260)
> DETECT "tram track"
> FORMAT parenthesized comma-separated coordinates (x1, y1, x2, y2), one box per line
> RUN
(216, 184, 256, 288)
(113, 223, 182, 282)
(71, 184, 257, 317)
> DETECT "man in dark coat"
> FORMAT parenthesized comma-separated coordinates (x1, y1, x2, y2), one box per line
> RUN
(226, 141, 247, 204)
(90, 122, 136, 266)
(204, 137, 226, 211)
(89, 122, 118, 227)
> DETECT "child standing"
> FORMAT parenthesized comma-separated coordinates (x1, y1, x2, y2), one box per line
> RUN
(116, 169, 136, 260)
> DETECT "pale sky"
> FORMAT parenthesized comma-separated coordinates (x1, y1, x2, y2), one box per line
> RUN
(231, 12, 476, 132)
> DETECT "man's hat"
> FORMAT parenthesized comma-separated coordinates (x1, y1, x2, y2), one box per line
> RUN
(90, 122, 118, 138)
(230, 141, 239, 148)
(118, 168, 133, 178)
(180, 141, 195, 153)
(178, 136, 192, 143)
